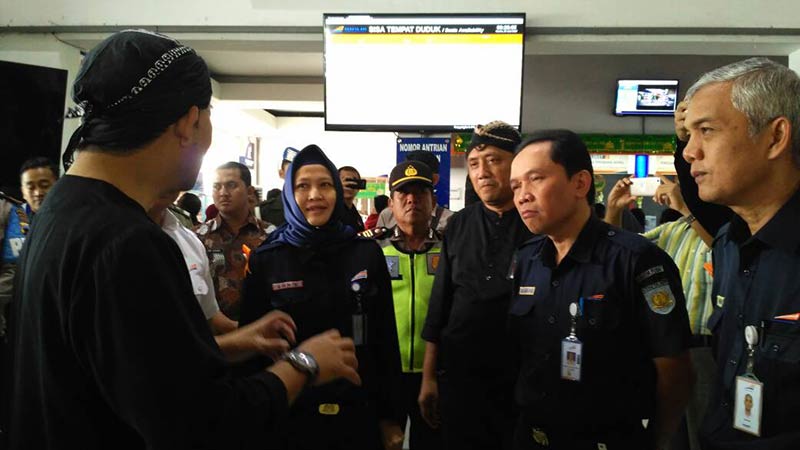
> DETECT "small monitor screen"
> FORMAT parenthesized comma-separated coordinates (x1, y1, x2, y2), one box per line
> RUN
(615, 79, 679, 116)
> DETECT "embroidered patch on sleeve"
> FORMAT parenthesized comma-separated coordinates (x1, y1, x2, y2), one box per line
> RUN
(642, 280, 676, 315)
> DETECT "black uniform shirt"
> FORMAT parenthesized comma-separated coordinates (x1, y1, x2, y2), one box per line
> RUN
(421, 203, 533, 373)
(8, 176, 289, 450)
(509, 216, 691, 427)
(239, 238, 401, 421)
(701, 187, 800, 449)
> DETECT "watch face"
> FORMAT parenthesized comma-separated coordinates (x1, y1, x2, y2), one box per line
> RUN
(287, 351, 318, 378)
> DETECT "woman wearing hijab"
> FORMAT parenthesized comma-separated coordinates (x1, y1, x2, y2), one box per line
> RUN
(239, 145, 404, 450)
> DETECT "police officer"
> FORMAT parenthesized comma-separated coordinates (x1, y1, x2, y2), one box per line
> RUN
(239, 144, 402, 450)
(508, 129, 693, 450)
(681, 58, 800, 450)
(421, 120, 532, 450)
(374, 161, 443, 450)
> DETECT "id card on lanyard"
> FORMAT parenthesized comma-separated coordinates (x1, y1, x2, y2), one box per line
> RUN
(561, 301, 583, 382)
(733, 325, 763, 436)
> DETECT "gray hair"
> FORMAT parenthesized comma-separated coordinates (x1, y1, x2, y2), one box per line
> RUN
(685, 57, 800, 166)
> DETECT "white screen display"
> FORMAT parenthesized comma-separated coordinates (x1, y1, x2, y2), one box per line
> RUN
(324, 14, 525, 131)
(614, 79, 679, 116)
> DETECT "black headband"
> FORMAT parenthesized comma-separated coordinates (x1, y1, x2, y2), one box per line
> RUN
(63, 29, 211, 170)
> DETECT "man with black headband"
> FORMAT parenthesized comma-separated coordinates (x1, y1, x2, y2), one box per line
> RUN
(420, 121, 533, 450)
(7, 30, 360, 450)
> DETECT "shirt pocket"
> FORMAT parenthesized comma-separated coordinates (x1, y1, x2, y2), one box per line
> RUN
(755, 320, 800, 435)
(509, 283, 549, 317)
(269, 288, 309, 310)
(759, 320, 800, 364)
(580, 297, 622, 331)
(707, 307, 724, 334)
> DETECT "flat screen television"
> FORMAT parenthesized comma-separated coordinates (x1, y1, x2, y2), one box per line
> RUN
(0, 60, 67, 197)
(614, 79, 679, 116)
(323, 13, 526, 132)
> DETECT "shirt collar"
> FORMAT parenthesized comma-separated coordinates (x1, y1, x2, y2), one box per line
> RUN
(389, 225, 440, 251)
(480, 202, 518, 223)
(161, 209, 180, 231)
(536, 215, 598, 267)
(212, 212, 260, 234)
(729, 186, 800, 253)
(565, 215, 600, 264)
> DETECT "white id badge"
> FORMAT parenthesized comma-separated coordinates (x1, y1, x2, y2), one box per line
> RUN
(352, 314, 366, 346)
(733, 375, 763, 436)
(561, 339, 583, 381)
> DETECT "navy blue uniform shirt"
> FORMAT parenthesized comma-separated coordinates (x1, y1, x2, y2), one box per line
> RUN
(701, 187, 800, 450)
(509, 216, 691, 428)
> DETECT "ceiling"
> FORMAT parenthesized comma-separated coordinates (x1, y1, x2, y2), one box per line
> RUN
(5, 0, 800, 112)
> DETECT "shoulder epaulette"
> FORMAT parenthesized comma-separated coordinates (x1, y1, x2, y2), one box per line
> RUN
(604, 227, 651, 253)
(358, 227, 389, 240)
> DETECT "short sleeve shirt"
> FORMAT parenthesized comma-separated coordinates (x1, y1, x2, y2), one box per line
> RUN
(162, 210, 219, 320)
(509, 216, 691, 425)
(701, 187, 800, 447)
(195, 214, 272, 320)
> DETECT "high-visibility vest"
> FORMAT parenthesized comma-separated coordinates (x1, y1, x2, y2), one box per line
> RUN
(380, 239, 442, 373)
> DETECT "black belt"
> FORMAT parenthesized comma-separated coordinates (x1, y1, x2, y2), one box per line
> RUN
(690, 334, 713, 348)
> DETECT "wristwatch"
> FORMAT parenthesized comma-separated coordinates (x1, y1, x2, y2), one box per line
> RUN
(683, 213, 696, 225)
(282, 350, 319, 384)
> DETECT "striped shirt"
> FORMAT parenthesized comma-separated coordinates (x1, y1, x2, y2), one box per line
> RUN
(643, 219, 713, 335)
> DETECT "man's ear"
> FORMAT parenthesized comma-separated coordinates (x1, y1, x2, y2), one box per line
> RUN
(432, 173, 440, 185)
(174, 105, 200, 147)
(574, 170, 592, 200)
(765, 116, 792, 161)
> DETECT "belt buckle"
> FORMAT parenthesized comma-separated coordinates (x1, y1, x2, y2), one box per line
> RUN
(531, 427, 549, 446)
(318, 403, 340, 415)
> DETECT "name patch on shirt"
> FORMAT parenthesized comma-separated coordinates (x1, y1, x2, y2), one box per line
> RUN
(642, 281, 676, 314)
(519, 286, 536, 296)
(272, 280, 304, 291)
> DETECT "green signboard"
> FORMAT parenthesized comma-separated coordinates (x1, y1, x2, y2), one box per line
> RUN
(452, 133, 675, 155)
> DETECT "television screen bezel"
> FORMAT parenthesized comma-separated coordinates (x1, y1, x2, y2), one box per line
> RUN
(614, 78, 680, 117)
(322, 12, 526, 132)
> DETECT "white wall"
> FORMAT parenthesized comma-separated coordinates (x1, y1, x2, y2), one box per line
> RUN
(522, 54, 789, 133)
(258, 117, 398, 191)
(790, 49, 800, 76)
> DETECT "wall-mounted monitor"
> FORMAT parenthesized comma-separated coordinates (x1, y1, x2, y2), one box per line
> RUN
(0, 60, 67, 196)
(614, 79, 679, 116)
(323, 13, 526, 132)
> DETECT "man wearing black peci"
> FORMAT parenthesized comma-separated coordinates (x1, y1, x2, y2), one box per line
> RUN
(420, 120, 533, 450)
(7, 29, 359, 450)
